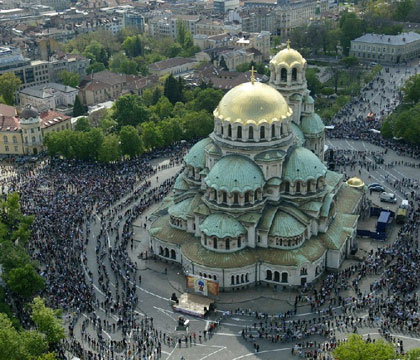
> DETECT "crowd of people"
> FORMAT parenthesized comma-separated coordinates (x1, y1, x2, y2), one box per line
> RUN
(1, 64, 420, 360)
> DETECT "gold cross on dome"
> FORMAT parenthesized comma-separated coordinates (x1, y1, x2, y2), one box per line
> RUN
(250, 66, 257, 84)
(286, 39, 291, 49)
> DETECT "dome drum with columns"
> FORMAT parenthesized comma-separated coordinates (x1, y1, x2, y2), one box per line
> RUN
(149, 45, 367, 290)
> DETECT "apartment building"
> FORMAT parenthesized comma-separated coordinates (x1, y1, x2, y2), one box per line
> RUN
(350, 32, 420, 64)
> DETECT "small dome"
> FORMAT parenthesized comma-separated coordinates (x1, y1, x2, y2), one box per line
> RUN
(214, 82, 292, 125)
(205, 154, 265, 193)
(184, 138, 212, 168)
(200, 213, 246, 238)
(283, 147, 326, 183)
(291, 123, 305, 146)
(346, 177, 365, 188)
(271, 47, 306, 68)
(20, 104, 38, 119)
(301, 113, 325, 135)
(269, 210, 306, 238)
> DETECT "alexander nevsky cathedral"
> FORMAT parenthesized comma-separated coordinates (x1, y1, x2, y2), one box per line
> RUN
(149, 45, 367, 290)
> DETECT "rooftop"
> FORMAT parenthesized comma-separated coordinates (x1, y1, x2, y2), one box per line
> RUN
(353, 32, 420, 45)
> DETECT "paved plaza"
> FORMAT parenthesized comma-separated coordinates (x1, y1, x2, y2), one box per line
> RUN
(1, 61, 420, 360)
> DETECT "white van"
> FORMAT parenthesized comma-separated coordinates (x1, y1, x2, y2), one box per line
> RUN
(380, 192, 397, 203)
(400, 199, 410, 209)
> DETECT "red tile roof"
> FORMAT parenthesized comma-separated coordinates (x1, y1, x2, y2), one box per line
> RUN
(0, 115, 20, 132)
(39, 110, 70, 129)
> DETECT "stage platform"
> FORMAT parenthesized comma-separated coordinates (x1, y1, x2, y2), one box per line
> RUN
(172, 293, 214, 318)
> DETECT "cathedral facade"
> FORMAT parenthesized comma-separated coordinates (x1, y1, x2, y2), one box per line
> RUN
(149, 45, 366, 290)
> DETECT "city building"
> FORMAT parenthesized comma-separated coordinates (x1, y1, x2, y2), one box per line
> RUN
(78, 71, 157, 106)
(350, 32, 420, 64)
(40, 0, 71, 11)
(0, 47, 89, 89)
(122, 11, 145, 32)
(149, 45, 366, 290)
(148, 15, 200, 40)
(19, 83, 78, 113)
(148, 57, 199, 77)
(213, 0, 240, 13)
(0, 105, 71, 156)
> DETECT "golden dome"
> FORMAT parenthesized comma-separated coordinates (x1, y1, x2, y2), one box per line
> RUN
(346, 177, 365, 189)
(271, 47, 306, 68)
(214, 82, 292, 125)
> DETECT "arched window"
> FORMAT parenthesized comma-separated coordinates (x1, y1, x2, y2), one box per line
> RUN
(222, 192, 227, 203)
(245, 273, 249, 282)
(300, 267, 307, 276)
(296, 182, 301, 193)
(203, 273, 207, 278)
(245, 192, 250, 203)
(213, 275, 217, 280)
(228, 124, 232, 138)
(236, 275, 240, 284)
(164, 248, 169, 257)
(159, 246, 163, 255)
(237, 126, 242, 139)
(292, 68, 297, 81)
(214, 239, 218, 249)
(281, 272, 288, 283)
(32, 136, 36, 143)
(271, 124, 275, 138)
(12, 136, 17, 143)
(241, 274, 244, 283)
(226, 238, 230, 250)
(274, 271, 280, 282)
(221, 125, 224, 135)
(280, 123, 283, 135)
(260, 126, 265, 139)
(3, 136, 7, 143)
(249, 126, 254, 140)
(231, 275, 235, 285)
(238, 237, 241, 248)
(266, 270, 272, 280)
(233, 193, 239, 205)
(285, 181, 290, 193)
(281, 68, 287, 82)
(307, 180, 312, 193)
(170, 249, 176, 259)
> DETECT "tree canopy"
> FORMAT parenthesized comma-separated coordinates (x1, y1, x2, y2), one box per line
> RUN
(0, 73, 21, 105)
(58, 70, 79, 88)
(333, 334, 396, 360)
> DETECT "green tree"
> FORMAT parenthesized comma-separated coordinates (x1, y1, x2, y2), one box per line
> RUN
(182, 110, 213, 139)
(86, 62, 106, 74)
(112, 94, 149, 127)
(403, 348, 420, 360)
(58, 70, 79, 88)
(122, 35, 143, 58)
(140, 121, 162, 150)
(4, 263, 45, 299)
(31, 297, 65, 346)
(381, 118, 393, 138)
(219, 56, 228, 71)
(98, 134, 120, 162)
(403, 74, 420, 104)
(83, 40, 103, 63)
(333, 334, 396, 360)
(152, 96, 173, 119)
(74, 117, 90, 132)
(119, 125, 143, 158)
(193, 88, 223, 113)
(339, 12, 365, 55)
(306, 68, 323, 96)
(86, 128, 104, 160)
(340, 56, 359, 68)
(0, 73, 21, 105)
(393, 0, 413, 21)
(0, 313, 51, 360)
(164, 74, 183, 104)
(110, 53, 138, 75)
(73, 96, 87, 117)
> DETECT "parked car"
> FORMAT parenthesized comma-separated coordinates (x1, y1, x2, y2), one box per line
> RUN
(368, 183, 385, 192)
(380, 192, 397, 203)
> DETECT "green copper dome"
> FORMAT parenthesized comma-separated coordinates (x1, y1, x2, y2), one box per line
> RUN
(200, 213, 246, 238)
(301, 113, 324, 135)
(205, 155, 265, 193)
(291, 123, 305, 146)
(269, 211, 306, 238)
(184, 138, 212, 168)
(283, 147, 326, 183)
